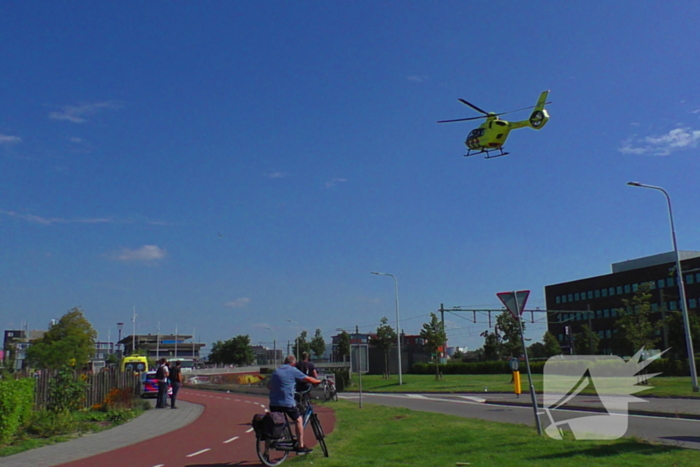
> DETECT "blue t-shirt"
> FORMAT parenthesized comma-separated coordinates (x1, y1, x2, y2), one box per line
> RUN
(269, 364, 308, 407)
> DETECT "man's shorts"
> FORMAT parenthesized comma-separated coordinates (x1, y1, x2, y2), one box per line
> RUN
(269, 405, 300, 421)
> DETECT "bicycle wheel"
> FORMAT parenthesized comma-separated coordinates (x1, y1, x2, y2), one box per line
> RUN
(310, 413, 329, 457)
(323, 384, 330, 402)
(331, 387, 338, 402)
(256, 425, 292, 466)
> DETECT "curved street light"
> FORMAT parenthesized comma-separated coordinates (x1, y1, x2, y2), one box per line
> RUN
(627, 181, 698, 392)
(371, 271, 403, 385)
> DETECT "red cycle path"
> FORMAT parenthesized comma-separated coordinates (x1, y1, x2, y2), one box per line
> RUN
(58, 388, 335, 467)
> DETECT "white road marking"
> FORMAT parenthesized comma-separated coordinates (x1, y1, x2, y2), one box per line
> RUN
(458, 396, 487, 403)
(186, 448, 211, 457)
(246, 427, 254, 433)
(406, 394, 427, 399)
(151, 465, 165, 467)
(224, 436, 239, 444)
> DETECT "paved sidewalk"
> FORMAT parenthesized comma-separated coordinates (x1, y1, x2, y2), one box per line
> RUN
(0, 400, 203, 467)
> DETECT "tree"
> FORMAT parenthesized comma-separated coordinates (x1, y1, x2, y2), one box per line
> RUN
(309, 329, 326, 359)
(420, 313, 447, 380)
(663, 311, 700, 360)
(292, 330, 311, 357)
(208, 335, 255, 365)
(495, 310, 524, 358)
(371, 317, 397, 379)
(26, 307, 97, 370)
(335, 330, 350, 362)
(615, 283, 658, 355)
(527, 342, 547, 359)
(573, 324, 600, 355)
(542, 331, 562, 357)
(481, 331, 502, 361)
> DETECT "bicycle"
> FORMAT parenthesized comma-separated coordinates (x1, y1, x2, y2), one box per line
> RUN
(256, 387, 329, 466)
(321, 376, 338, 402)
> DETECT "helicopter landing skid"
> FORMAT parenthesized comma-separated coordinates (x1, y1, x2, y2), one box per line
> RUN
(464, 148, 509, 159)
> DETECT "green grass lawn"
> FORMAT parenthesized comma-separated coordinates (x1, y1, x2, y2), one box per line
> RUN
(293, 400, 700, 466)
(345, 374, 700, 398)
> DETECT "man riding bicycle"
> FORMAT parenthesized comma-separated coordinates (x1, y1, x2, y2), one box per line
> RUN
(268, 355, 321, 454)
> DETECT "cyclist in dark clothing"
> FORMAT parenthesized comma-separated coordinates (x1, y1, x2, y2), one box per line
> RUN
(295, 352, 318, 393)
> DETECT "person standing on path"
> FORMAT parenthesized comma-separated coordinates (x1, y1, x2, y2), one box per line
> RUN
(170, 360, 182, 409)
(155, 358, 170, 409)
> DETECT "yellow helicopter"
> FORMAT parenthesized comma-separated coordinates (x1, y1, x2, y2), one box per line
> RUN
(438, 90, 550, 159)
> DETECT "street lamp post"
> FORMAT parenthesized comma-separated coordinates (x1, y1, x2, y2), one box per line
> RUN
(371, 271, 403, 385)
(266, 326, 278, 367)
(627, 181, 699, 392)
(117, 323, 124, 358)
(286, 319, 300, 362)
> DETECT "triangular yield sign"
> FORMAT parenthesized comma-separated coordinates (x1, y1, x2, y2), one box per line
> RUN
(497, 290, 530, 320)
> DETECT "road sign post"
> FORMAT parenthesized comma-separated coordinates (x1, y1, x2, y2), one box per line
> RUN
(497, 290, 543, 435)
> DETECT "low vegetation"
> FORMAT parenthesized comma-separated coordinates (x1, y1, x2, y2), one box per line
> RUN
(344, 373, 700, 398)
(0, 376, 147, 458)
(292, 400, 700, 466)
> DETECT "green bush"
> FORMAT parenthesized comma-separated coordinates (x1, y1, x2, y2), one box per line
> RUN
(47, 368, 87, 413)
(412, 361, 547, 375)
(25, 410, 77, 438)
(0, 378, 35, 444)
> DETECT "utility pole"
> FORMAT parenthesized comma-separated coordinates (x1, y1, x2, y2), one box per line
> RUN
(131, 307, 137, 354)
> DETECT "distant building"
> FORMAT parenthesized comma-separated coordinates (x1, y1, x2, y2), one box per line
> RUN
(330, 332, 428, 375)
(3, 329, 46, 370)
(118, 334, 205, 360)
(252, 345, 283, 365)
(545, 251, 700, 355)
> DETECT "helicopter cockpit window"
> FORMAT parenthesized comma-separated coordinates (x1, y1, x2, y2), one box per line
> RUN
(468, 129, 485, 138)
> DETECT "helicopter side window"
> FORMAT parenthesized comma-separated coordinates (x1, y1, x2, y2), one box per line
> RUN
(468, 129, 484, 138)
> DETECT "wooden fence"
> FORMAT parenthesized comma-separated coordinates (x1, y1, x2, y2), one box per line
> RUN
(33, 369, 141, 410)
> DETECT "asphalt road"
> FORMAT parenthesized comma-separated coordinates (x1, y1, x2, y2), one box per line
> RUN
(57, 388, 335, 467)
(342, 393, 700, 450)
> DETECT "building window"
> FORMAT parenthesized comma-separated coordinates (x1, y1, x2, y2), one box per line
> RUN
(601, 288, 607, 297)
(651, 303, 659, 312)
(587, 291, 593, 299)
(658, 279, 665, 289)
(558, 334, 564, 341)
(611, 309, 617, 317)
(687, 274, 695, 285)
(649, 281, 656, 290)
(596, 309, 602, 318)
(594, 289, 601, 298)
(689, 298, 697, 309)
(667, 277, 675, 287)
(632, 283, 639, 292)
(616, 286, 623, 295)
(575, 312, 581, 321)
(574, 293, 580, 301)
(603, 309, 610, 318)
(669, 301, 677, 311)
(696, 273, 700, 283)
(605, 330, 611, 338)
(556, 296, 561, 304)
(624, 284, 631, 294)
(568, 294, 573, 302)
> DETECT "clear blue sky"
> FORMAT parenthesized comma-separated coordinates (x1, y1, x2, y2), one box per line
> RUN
(2, 2, 699, 354)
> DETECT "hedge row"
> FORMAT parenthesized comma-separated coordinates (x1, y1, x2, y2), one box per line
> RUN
(0, 377, 35, 444)
(412, 358, 696, 377)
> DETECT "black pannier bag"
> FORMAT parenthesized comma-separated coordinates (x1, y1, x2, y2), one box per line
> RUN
(264, 412, 287, 439)
(252, 413, 267, 439)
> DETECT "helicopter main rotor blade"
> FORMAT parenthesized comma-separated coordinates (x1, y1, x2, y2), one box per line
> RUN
(458, 99, 489, 115)
(437, 116, 487, 124)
